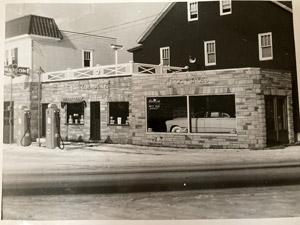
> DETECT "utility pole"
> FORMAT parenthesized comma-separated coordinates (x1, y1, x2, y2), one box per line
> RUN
(36, 67, 44, 147)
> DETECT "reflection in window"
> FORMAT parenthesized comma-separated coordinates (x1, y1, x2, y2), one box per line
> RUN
(147, 97, 187, 132)
(189, 95, 236, 133)
(108, 102, 129, 125)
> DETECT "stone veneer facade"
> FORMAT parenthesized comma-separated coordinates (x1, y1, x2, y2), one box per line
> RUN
(41, 76, 132, 144)
(130, 68, 294, 149)
(5, 67, 294, 149)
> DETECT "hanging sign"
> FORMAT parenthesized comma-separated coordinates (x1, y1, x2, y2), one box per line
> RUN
(4, 65, 30, 76)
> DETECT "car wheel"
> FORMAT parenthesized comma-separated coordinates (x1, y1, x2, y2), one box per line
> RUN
(171, 126, 183, 133)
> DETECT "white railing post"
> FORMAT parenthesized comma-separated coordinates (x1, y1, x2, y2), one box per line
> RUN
(129, 60, 134, 74)
(159, 63, 164, 74)
(67, 68, 70, 79)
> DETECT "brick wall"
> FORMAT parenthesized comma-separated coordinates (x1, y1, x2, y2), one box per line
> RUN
(131, 68, 293, 149)
(42, 76, 132, 143)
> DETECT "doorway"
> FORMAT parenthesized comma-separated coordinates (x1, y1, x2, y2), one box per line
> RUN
(3, 101, 14, 143)
(265, 96, 289, 146)
(90, 101, 100, 140)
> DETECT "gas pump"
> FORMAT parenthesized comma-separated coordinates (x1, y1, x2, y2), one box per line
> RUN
(46, 103, 64, 149)
(17, 106, 32, 146)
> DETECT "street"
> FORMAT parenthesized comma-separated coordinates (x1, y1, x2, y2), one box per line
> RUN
(2, 143, 300, 219)
(3, 185, 300, 220)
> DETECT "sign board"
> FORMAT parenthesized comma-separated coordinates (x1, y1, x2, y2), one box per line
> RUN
(4, 65, 30, 77)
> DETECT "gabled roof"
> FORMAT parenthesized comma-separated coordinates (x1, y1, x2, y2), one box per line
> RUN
(136, 1, 292, 45)
(127, 45, 143, 52)
(6, 14, 63, 39)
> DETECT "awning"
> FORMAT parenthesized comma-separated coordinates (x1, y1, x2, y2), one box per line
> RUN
(61, 97, 87, 108)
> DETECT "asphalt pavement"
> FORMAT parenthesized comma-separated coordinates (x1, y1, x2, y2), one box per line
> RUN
(3, 142, 300, 194)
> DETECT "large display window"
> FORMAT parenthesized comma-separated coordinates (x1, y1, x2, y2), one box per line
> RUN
(147, 97, 187, 132)
(147, 95, 236, 133)
(189, 95, 236, 133)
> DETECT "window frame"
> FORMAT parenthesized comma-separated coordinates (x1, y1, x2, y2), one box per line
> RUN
(258, 32, 273, 61)
(108, 101, 130, 126)
(82, 49, 94, 67)
(187, 1, 198, 22)
(5, 50, 9, 66)
(160, 46, 170, 66)
(204, 40, 216, 66)
(220, 0, 232, 16)
(145, 94, 236, 134)
(66, 102, 85, 125)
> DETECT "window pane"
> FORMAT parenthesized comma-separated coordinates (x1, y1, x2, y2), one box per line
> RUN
(109, 102, 129, 125)
(163, 58, 170, 66)
(262, 46, 272, 58)
(67, 103, 84, 124)
(189, 95, 236, 133)
(208, 53, 216, 64)
(147, 97, 187, 133)
(84, 59, 90, 67)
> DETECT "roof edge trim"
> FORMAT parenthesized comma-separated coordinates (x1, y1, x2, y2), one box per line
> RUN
(137, 2, 176, 44)
(271, 1, 293, 13)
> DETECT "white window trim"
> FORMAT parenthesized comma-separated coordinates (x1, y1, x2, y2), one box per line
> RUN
(204, 40, 216, 66)
(82, 49, 94, 67)
(187, 1, 198, 22)
(258, 32, 273, 61)
(160, 46, 170, 66)
(5, 50, 9, 66)
(220, 0, 232, 16)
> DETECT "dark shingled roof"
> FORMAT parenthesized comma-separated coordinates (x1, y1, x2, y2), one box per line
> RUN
(6, 14, 63, 39)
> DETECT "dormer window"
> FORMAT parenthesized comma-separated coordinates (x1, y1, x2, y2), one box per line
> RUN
(187, 2, 198, 21)
(220, 0, 232, 16)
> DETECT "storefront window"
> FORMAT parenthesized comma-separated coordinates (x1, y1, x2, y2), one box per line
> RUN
(147, 97, 187, 132)
(67, 103, 84, 124)
(146, 95, 236, 133)
(108, 102, 129, 125)
(189, 95, 236, 133)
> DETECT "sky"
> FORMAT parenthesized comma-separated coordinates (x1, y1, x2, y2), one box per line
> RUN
(5, 2, 168, 63)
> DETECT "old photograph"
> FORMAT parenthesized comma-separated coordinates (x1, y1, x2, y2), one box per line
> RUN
(2, 0, 300, 222)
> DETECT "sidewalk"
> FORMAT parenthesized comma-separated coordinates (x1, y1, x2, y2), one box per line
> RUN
(2, 142, 300, 174)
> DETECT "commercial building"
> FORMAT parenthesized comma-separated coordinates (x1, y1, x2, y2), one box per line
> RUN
(4, 1, 297, 149)
(3, 14, 116, 143)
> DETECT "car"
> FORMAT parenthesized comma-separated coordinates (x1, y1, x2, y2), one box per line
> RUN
(165, 111, 236, 133)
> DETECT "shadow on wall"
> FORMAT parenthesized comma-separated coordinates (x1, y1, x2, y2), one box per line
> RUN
(104, 135, 113, 144)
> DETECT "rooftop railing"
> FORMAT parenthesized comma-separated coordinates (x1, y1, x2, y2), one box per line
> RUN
(41, 62, 185, 82)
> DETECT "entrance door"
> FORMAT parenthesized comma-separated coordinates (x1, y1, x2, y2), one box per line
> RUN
(90, 102, 100, 140)
(42, 103, 49, 137)
(265, 96, 288, 146)
(3, 101, 14, 143)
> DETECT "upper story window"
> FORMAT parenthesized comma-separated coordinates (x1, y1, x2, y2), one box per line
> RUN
(5, 50, 9, 66)
(258, 32, 273, 61)
(187, 2, 198, 21)
(4, 48, 18, 66)
(204, 40, 216, 66)
(82, 50, 93, 67)
(11, 48, 18, 65)
(160, 47, 170, 66)
(220, 0, 232, 16)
